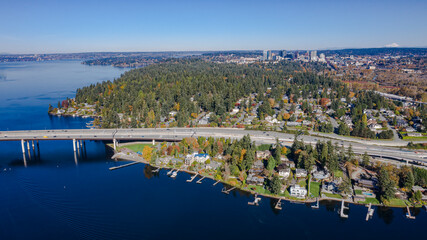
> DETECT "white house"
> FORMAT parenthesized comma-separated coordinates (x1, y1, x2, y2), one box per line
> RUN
(185, 153, 210, 165)
(295, 168, 308, 178)
(278, 167, 290, 179)
(290, 185, 307, 198)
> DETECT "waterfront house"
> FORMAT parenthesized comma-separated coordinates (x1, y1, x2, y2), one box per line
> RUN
(322, 181, 338, 194)
(313, 169, 330, 180)
(205, 161, 221, 170)
(290, 184, 307, 198)
(356, 179, 377, 189)
(249, 160, 264, 174)
(295, 168, 307, 178)
(246, 173, 265, 186)
(185, 153, 210, 165)
(277, 164, 291, 179)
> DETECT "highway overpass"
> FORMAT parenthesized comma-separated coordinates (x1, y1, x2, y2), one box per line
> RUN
(1, 128, 426, 167)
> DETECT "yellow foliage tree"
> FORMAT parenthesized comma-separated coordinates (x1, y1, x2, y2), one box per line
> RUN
(283, 113, 291, 120)
(268, 98, 275, 107)
(142, 146, 153, 160)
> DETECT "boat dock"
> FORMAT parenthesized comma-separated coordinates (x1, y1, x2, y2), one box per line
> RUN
(152, 167, 161, 173)
(196, 176, 206, 184)
(248, 194, 262, 206)
(274, 198, 282, 210)
(109, 161, 140, 171)
(186, 173, 199, 182)
(167, 169, 174, 176)
(311, 198, 319, 209)
(365, 203, 374, 221)
(340, 200, 349, 218)
(213, 180, 220, 186)
(406, 205, 415, 219)
(222, 186, 236, 195)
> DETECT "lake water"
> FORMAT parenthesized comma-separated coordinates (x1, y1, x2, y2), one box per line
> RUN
(0, 60, 426, 240)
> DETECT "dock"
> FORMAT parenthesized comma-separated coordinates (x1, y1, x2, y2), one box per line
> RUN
(311, 198, 319, 209)
(406, 205, 416, 219)
(221, 186, 236, 195)
(340, 200, 349, 218)
(274, 198, 282, 210)
(186, 173, 199, 182)
(196, 176, 206, 184)
(152, 167, 161, 173)
(365, 203, 374, 221)
(167, 169, 174, 175)
(109, 161, 140, 170)
(248, 194, 262, 206)
(213, 180, 220, 186)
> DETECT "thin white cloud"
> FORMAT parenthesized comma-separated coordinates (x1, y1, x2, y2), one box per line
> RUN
(385, 43, 399, 48)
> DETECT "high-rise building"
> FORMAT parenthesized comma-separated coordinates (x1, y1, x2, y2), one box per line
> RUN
(319, 53, 326, 62)
(263, 50, 268, 61)
(280, 50, 287, 58)
(310, 50, 318, 61)
(267, 50, 272, 60)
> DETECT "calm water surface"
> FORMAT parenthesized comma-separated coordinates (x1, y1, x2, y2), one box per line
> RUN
(0, 61, 425, 240)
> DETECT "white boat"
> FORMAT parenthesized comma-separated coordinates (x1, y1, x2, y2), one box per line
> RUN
(171, 171, 177, 178)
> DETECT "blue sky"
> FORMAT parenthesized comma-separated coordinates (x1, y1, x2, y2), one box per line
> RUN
(0, 0, 426, 53)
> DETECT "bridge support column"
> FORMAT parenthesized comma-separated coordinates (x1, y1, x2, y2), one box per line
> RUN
(21, 139, 25, 154)
(73, 139, 76, 152)
(26, 141, 31, 159)
(77, 140, 80, 150)
(113, 139, 116, 150)
(36, 140, 40, 157)
(152, 139, 155, 145)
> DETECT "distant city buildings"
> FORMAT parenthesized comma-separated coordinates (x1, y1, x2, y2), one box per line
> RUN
(310, 50, 318, 61)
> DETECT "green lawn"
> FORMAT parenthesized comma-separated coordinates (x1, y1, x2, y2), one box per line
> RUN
(120, 143, 153, 153)
(354, 189, 362, 195)
(323, 192, 343, 199)
(334, 170, 344, 179)
(358, 197, 380, 205)
(310, 181, 320, 198)
(247, 185, 271, 195)
(385, 198, 408, 207)
(298, 179, 307, 187)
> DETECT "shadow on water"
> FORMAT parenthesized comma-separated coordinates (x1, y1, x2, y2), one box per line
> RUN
(377, 206, 395, 224)
(143, 164, 160, 179)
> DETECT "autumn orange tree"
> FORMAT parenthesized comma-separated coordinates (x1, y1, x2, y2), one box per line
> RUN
(142, 146, 153, 160)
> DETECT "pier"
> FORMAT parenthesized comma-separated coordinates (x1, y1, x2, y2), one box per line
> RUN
(340, 200, 349, 218)
(186, 173, 198, 182)
(406, 204, 415, 219)
(365, 203, 374, 221)
(109, 161, 140, 170)
(196, 176, 206, 184)
(274, 198, 282, 210)
(222, 186, 236, 195)
(248, 194, 262, 206)
(152, 167, 161, 173)
(213, 180, 220, 186)
(167, 169, 174, 176)
(311, 198, 319, 209)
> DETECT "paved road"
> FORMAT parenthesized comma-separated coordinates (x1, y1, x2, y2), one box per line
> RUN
(1, 128, 426, 165)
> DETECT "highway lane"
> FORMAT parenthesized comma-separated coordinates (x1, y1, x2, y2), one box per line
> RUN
(1, 128, 426, 165)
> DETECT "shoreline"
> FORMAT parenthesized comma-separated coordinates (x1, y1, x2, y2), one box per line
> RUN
(110, 147, 416, 209)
